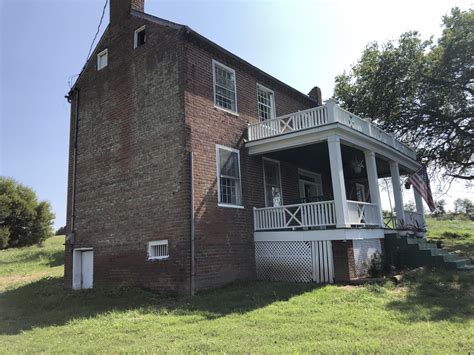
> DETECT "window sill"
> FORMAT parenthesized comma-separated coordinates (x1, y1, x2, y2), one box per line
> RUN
(214, 105, 239, 116)
(147, 256, 169, 261)
(218, 203, 245, 209)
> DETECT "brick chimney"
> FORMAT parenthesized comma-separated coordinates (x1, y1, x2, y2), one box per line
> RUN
(110, 0, 144, 24)
(308, 86, 322, 106)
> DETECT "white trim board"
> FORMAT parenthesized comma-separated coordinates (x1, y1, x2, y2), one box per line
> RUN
(246, 123, 421, 172)
(254, 228, 384, 242)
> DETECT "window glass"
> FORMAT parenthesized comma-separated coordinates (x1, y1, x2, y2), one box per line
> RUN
(214, 62, 237, 112)
(217, 147, 241, 206)
(257, 85, 275, 121)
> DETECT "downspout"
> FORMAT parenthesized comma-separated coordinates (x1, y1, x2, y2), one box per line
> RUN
(66, 88, 80, 248)
(190, 151, 196, 295)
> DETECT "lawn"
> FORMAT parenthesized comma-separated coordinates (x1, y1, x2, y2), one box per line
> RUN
(0, 235, 473, 352)
(426, 216, 474, 261)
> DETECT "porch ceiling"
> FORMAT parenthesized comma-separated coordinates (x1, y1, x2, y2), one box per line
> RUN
(263, 143, 411, 179)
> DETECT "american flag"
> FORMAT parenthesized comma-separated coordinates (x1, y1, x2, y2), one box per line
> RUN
(408, 166, 436, 212)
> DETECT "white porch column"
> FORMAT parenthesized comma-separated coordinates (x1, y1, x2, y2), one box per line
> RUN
(364, 151, 384, 226)
(328, 135, 350, 228)
(389, 161, 405, 226)
(414, 189, 425, 222)
(325, 98, 338, 123)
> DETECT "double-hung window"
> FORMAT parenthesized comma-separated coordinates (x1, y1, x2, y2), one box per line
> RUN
(213, 60, 237, 113)
(257, 84, 275, 121)
(216, 145, 242, 207)
(134, 25, 146, 48)
(97, 49, 108, 71)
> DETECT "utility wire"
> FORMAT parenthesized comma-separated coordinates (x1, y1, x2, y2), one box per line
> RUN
(67, 0, 108, 91)
(86, 0, 109, 62)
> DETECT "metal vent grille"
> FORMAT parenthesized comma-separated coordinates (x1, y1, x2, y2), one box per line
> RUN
(255, 241, 334, 283)
(148, 240, 169, 260)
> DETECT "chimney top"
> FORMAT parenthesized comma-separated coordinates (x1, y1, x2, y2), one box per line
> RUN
(110, 0, 144, 24)
(308, 86, 322, 106)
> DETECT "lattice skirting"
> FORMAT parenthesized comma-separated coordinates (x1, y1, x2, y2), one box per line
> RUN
(255, 241, 334, 283)
(353, 239, 382, 277)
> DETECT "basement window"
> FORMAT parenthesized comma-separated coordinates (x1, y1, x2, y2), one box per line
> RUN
(147, 240, 169, 260)
(134, 25, 146, 48)
(97, 49, 108, 70)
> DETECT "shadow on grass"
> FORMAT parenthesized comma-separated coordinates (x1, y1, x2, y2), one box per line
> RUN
(386, 268, 474, 323)
(0, 276, 321, 335)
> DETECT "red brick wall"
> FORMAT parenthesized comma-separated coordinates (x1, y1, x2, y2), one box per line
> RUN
(65, 10, 319, 294)
(65, 14, 192, 295)
(183, 38, 317, 290)
(331, 240, 356, 281)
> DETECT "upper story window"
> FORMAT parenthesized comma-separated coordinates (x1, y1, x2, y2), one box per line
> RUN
(257, 84, 275, 121)
(216, 145, 242, 208)
(212, 60, 237, 113)
(97, 49, 108, 71)
(134, 25, 146, 48)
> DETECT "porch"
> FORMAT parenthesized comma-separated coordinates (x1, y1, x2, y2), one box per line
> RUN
(246, 100, 425, 284)
(247, 99, 426, 235)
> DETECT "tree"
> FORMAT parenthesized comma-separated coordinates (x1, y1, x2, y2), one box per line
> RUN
(454, 198, 474, 217)
(55, 226, 66, 236)
(334, 7, 473, 180)
(0, 177, 55, 248)
(433, 199, 446, 216)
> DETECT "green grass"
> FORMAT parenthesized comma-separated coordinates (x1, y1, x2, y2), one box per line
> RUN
(0, 236, 473, 352)
(426, 217, 474, 260)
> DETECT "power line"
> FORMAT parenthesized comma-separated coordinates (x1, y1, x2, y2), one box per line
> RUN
(86, 0, 109, 62)
(67, 0, 108, 91)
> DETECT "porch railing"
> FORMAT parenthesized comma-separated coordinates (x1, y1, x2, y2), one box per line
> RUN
(346, 201, 380, 226)
(404, 210, 425, 229)
(247, 102, 416, 159)
(248, 106, 328, 141)
(253, 201, 336, 231)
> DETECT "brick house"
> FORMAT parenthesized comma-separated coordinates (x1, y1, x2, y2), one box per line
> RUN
(64, 0, 425, 295)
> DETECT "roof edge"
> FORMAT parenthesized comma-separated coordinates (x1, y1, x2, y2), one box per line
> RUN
(131, 10, 318, 105)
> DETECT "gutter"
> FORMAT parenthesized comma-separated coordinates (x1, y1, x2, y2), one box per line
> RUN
(65, 88, 80, 247)
(190, 151, 196, 296)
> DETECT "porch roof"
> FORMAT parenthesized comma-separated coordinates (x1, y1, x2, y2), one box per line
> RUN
(246, 101, 420, 173)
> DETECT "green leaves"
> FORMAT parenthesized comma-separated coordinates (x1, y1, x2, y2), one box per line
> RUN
(0, 177, 55, 249)
(334, 7, 473, 180)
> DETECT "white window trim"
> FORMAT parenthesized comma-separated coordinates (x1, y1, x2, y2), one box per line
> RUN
(355, 183, 366, 202)
(212, 59, 238, 115)
(262, 157, 283, 207)
(256, 83, 276, 121)
(134, 25, 146, 49)
(147, 240, 169, 260)
(97, 48, 108, 71)
(298, 168, 323, 199)
(216, 144, 244, 209)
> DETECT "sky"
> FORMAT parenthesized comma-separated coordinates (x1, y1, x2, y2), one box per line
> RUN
(1, 0, 473, 229)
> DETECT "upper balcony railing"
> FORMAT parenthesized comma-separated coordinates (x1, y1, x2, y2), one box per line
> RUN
(247, 99, 416, 160)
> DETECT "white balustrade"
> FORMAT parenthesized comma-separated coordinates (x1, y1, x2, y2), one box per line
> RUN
(404, 210, 425, 229)
(247, 102, 416, 159)
(248, 106, 328, 141)
(346, 201, 381, 226)
(253, 201, 336, 231)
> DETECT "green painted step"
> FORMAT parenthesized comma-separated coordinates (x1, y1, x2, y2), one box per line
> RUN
(392, 235, 473, 271)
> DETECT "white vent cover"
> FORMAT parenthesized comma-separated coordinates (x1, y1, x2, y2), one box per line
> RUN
(148, 240, 169, 260)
